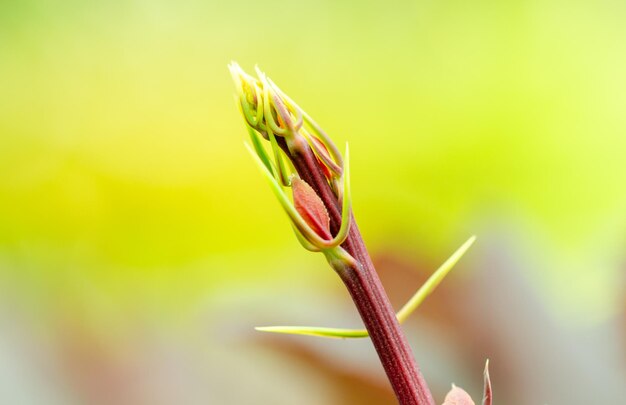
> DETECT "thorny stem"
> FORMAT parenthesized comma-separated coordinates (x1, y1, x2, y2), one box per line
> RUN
(278, 137, 436, 405)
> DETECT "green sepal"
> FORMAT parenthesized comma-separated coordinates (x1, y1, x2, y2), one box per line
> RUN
(258, 69, 287, 136)
(267, 126, 291, 187)
(247, 125, 274, 177)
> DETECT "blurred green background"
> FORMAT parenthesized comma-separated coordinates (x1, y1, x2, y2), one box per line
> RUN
(1, 0, 625, 403)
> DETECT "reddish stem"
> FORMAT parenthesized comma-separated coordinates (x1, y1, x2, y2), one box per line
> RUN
(279, 139, 435, 405)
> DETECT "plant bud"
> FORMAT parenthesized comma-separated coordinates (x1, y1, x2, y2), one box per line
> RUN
(291, 176, 331, 240)
(442, 385, 475, 405)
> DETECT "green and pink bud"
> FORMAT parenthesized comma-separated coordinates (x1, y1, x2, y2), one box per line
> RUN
(230, 62, 352, 256)
(229, 62, 343, 184)
(230, 62, 485, 405)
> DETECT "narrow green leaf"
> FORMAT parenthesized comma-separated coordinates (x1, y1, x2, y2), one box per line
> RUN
(267, 126, 291, 187)
(396, 235, 476, 323)
(258, 70, 287, 136)
(291, 223, 322, 252)
(256, 236, 476, 339)
(333, 143, 352, 246)
(255, 326, 368, 339)
(247, 125, 274, 176)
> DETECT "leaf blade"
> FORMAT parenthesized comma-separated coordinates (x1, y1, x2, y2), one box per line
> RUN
(255, 326, 368, 339)
(256, 236, 476, 339)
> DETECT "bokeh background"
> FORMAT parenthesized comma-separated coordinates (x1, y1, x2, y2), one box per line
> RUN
(1, 0, 625, 403)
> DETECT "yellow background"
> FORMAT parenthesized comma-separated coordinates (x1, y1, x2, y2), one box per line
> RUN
(1, 1, 625, 403)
